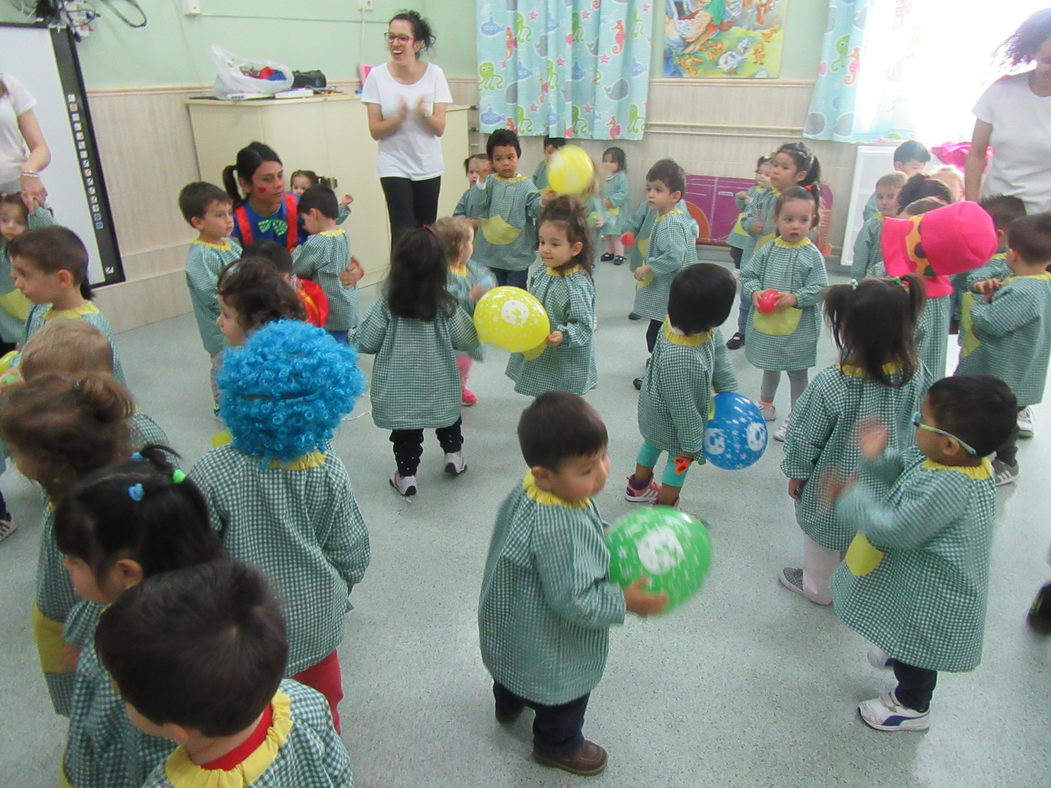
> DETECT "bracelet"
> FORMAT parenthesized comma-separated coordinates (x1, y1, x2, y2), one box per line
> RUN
(20, 170, 40, 178)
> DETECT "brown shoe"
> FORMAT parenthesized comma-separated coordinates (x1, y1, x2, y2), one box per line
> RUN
(532, 740, 608, 776)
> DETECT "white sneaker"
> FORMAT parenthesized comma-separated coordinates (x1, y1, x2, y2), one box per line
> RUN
(444, 451, 467, 476)
(388, 472, 417, 496)
(0, 518, 16, 543)
(867, 646, 894, 670)
(777, 567, 832, 606)
(1018, 407, 1034, 438)
(773, 420, 790, 442)
(757, 400, 776, 422)
(858, 691, 930, 732)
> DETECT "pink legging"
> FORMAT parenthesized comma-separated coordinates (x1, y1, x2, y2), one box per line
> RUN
(456, 354, 472, 391)
(603, 235, 625, 256)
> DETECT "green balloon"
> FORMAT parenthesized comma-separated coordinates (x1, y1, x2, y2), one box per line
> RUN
(607, 507, 712, 612)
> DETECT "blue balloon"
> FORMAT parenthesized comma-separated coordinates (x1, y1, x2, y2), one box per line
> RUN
(703, 393, 768, 470)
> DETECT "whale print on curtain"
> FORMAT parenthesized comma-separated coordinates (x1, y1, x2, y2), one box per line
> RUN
(476, 0, 654, 141)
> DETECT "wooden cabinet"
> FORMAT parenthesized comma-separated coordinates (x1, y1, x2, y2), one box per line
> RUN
(187, 94, 470, 286)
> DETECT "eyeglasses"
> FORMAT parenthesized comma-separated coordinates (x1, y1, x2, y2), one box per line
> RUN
(384, 33, 414, 44)
(911, 411, 978, 456)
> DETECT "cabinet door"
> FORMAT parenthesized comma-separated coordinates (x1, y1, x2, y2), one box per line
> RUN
(266, 101, 332, 178)
(437, 109, 470, 218)
(187, 104, 266, 183)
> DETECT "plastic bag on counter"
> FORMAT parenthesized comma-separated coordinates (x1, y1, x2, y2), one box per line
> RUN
(211, 45, 293, 98)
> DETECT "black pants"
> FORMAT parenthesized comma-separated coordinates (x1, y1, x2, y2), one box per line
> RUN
(996, 407, 1023, 467)
(389, 419, 462, 476)
(493, 683, 589, 756)
(489, 267, 528, 289)
(893, 660, 937, 713)
(380, 176, 442, 244)
(729, 246, 743, 269)
(646, 319, 662, 353)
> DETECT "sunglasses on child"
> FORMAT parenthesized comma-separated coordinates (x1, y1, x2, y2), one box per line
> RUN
(911, 411, 978, 456)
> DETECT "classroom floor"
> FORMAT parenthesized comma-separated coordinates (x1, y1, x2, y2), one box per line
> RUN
(1, 256, 1049, 787)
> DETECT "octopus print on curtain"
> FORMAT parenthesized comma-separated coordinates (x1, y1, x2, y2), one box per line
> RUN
(476, 0, 654, 141)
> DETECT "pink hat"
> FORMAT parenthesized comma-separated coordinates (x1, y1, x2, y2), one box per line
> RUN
(881, 202, 997, 298)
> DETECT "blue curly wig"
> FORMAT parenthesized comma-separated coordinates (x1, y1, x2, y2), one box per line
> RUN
(217, 320, 367, 462)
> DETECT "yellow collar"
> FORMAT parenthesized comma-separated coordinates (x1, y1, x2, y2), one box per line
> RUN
(544, 264, 583, 276)
(875, 213, 885, 222)
(494, 174, 525, 183)
(837, 362, 901, 378)
(448, 262, 468, 277)
(45, 302, 99, 320)
(774, 236, 812, 249)
(523, 471, 589, 509)
(992, 251, 1007, 260)
(319, 229, 345, 238)
(1007, 271, 1051, 282)
(656, 208, 683, 221)
(194, 238, 234, 251)
(662, 318, 711, 346)
(922, 458, 993, 480)
(161, 690, 292, 788)
(268, 451, 326, 470)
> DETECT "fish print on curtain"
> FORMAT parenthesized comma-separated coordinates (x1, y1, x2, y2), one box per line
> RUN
(476, 0, 654, 141)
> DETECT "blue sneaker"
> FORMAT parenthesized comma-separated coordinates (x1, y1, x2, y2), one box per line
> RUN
(858, 691, 930, 732)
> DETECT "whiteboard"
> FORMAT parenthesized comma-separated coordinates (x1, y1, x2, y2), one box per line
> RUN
(840, 145, 896, 271)
(0, 23, 122, 286)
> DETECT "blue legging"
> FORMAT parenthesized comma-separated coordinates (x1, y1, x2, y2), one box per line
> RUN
(637, 440, 691, 486)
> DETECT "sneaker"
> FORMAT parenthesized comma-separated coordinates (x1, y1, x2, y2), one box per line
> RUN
(461, 389, 478, 407)
(613, 255, 625, 266)
(777, 567, 832, 605)
(600, 252, 614, 263)
(1018, 407, 1034, 438)
(773, 420, 790, 442)
(628, 311, 641, 320)
(388, 472, 417, 497)
(533, 740, 608, 776)
(867, 646, 894, 670)
(992, 458, 1019, 487)
(726, 332, 745, 350)
(633, 377, 643, 391)
(1027, 582, 1051, 636)
(0, 517, 16, 543)
(444, 452, 467, 476)
(625, 476, 660, 503)
(757, 400, 776, 422)
(858, 691, 930, 732)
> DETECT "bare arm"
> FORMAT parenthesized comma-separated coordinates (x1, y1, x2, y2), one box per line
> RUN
(964, 119, 992, 203)
(365, 101, 407, 141)
(419, 100, 448, 137)
(17, 109, 50, 209)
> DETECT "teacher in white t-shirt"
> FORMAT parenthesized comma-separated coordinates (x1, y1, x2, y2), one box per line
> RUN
(0, 73, 51, 211)
(361, 10, 452, 243)
(966, 9, 1051, 214)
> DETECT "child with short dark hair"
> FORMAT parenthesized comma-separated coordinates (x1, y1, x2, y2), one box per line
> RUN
(356, 228, 479, 496)
(826, 374, 1016, 732)
(241, 240, 329, 329)
(506, 196, 597, 397)
(632, 158, 696, 388)
(179, 181, 242, 408)
(780, 275, 927, 605)
(850, 172, 906, 278)
(599, 146, 630, 265)
(479, 392, 668, 776)
(55, 449, 222, 787)
(726, 155, 773, 272)
(956, 213, 1051, 484)
(96, 560, 353, 787)
(532, 136, 565, 191)
(862, 140, 930, 221)
(0, 191, 45, 348)
(626, 263, 737, 509)
(217, 257, 306, 347)
(294, 184, 362, 344)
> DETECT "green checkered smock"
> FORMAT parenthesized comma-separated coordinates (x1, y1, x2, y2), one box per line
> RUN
(532, 159, 550, 191)
(20, 301, 126, 382)
(452, 184, 486, 220)
(915, 294, 950, 386)
(293, 229, 358, 332)
(782, 364, 925, 551)
(850, 215, 884, 279)
(726, 185, 769, 259)
(142, 680, 352, 787)
(632, 209, 697, 321)
(505, 266, 596, 397)
(479, 474, 626, 705)
(624, 199, 695, 271)
(600, 171, 630, 237)
(956, 272, 1051, 407)
(743, 186, 779, 252)
(464, 174, 542, 272)
(965, 252, 1010, 288)
(446, 261, 494, 362)
(831, 448, 996, 672)
(190, 447, 370, 675)
(62, 601, 176, 787)
(638, 322, 737, 456)
(742, 237, 827, 371)
(355, 298, 479, 430)
(186, 238, 241, 354)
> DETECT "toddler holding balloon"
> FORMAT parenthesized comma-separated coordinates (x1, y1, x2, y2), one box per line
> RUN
(505, 197, 597, 398)
(478, 392, 667, 776)
(627, 263, 738, 508)
(779, 275, 926, 605)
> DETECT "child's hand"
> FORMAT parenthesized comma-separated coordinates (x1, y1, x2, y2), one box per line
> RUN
(634, 264, 650, 282)
(857, 418, 888, 460)
(819, 470, 855, 503)
(468, 283, 488, 301)
(751, 221, 764, 234)
(788, 478, 805, 500)
(750, 290, 764, 307)
(603, 198, 612, 209)
(341, 194, 354, 208)
(339, 259, 364, 287)
(540, 190, 555, 205)
(60, 642, 80, 673)
(623, 577, 669, 617)
(735, 190, 748, 201)
(775, 292, 798, 310)
(546, 330, 564, 346)
(972, 279, 1001, 297)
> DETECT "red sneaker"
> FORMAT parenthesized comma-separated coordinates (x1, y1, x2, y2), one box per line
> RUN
(461, 389, 478, 407)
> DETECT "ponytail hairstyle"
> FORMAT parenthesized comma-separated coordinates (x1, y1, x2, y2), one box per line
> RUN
(54, 446, 221, 584)
(776, 141, 821, 192)
(218, 257, 305, 336)
(824, 274, 926, 386)
(222, 142, 283, 207)
(7, 225, 93, 300)
(432, 216, 472, 264)
(897, 174, 952, 214)
(775, 185, 820, 228)
(0, 372, 133, 499)
(538, 195, 593, 276)
(385, 227, 457, 320)
(390, 10, 436, 56)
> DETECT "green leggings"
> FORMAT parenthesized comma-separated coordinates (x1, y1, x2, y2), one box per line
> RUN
(636, 440, 691, 486)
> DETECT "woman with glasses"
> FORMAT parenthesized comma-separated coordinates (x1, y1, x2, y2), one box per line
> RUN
(361, 11, 452, 243)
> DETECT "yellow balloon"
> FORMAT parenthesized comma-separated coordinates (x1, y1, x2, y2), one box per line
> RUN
(473, 286, 551, 353)
(548, 145, 595, 196)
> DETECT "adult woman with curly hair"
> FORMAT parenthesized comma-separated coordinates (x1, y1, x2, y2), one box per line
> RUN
(965, 9, 1051, 213)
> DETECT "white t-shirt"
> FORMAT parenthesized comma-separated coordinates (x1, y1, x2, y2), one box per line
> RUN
(361, 62, 452, 181)
(973, 72, 1051, 214)
(0, 73, 37, 193)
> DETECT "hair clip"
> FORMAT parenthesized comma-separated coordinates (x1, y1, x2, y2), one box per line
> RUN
(849, 278, 858, 290)
(172, 470, 187, 484)
(128, 483, 145, 502)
